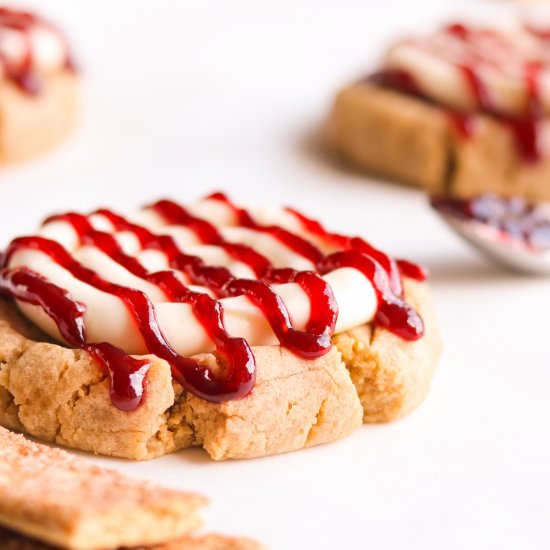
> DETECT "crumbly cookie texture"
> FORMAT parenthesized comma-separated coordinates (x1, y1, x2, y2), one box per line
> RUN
(334, 279, 441, 422)
(0, 301, 363, 460)
(0, 279, 440, 461)
(0, 528, 263, 550)
(0, 427, 206, 550)
(0, 70, 78, 165)
(328, 82, 550, 202)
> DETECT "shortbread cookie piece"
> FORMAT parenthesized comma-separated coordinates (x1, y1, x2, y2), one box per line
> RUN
(0, 427, 205, 550)
(333, 278, 441, 422)
(0, 8, 79, 165)
(0, 528, 263, 550)
(328, 23, 550, 202)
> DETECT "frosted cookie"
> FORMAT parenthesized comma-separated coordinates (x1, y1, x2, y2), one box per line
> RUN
(0, 192, 442, 459)
(328, 22, 550, 201)
(0, 7, 78, 164)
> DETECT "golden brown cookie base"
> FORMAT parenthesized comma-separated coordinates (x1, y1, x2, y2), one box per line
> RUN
(328, 82, 550, 202)
(0, 70, 79, 165)
(0, 279, 441, 460)
(334, 279, 441, 422)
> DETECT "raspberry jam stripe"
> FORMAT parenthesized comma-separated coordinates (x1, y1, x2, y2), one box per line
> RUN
(203, 193, 424, 339)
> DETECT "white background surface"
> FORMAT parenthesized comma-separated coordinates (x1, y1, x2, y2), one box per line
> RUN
(2, 1, 549, 548)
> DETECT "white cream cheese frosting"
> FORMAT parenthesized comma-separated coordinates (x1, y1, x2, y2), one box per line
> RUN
(384, 22, 550, 116)
(5, 197, 379, 357)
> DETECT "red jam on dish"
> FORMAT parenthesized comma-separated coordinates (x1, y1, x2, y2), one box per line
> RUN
(0, 194, 427, 411)
(431, 193, 550, 250)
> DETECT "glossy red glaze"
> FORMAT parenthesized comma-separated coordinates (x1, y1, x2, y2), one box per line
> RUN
(145, 202, 339, 355)
(431, 193, 550, 250)
(1, 232, 257, 408)
(208, 193, 424, 339)
(396, 259, 429, 281)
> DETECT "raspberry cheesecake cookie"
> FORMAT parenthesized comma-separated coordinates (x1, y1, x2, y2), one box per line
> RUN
(0, 193, 441, 460)
(0, 7, 78, 164)
(329, 22, 550, 201)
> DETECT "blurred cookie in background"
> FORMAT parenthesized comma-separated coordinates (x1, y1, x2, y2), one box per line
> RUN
(328, 19, 550, 203)
(0, 7, 79, 165)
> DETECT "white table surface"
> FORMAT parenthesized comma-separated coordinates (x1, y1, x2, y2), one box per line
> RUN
(2, 1, 549, 548)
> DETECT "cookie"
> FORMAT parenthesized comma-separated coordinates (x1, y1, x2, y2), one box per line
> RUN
(0, 194, 441, 459)
(328, 22, 550, 202)
(0, 427, 205, 550)
(0, 8, 78, 164)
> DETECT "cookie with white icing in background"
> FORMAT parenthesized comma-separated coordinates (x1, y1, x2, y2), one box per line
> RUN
(328, 21, 550, 202)
(0, 7, 78, 165)
(0, 193, 442, 460)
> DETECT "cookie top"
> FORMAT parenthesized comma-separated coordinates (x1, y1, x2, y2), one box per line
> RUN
(0, 7, 74, 94)
(0, 192, 426, 410)
(384, 22, 550, 117)
(364, 21, 550, 162)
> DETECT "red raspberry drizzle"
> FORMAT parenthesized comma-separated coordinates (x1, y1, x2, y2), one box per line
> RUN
(206, 193, 424, 340)
(0, 7, 75, 95)
(369, 22, 547, 162)
(0, 194, 425, 411)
